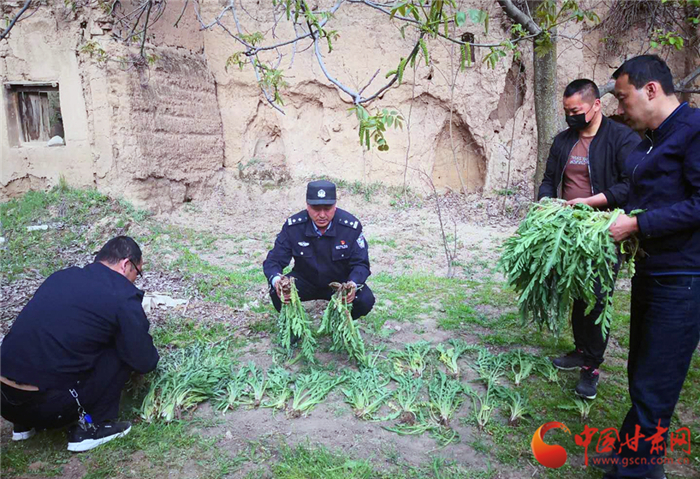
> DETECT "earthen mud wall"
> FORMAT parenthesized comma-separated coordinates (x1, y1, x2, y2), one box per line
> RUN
(1, 1, 697, 209)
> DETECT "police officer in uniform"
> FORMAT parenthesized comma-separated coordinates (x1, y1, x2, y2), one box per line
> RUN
(263, 180, 375, 319)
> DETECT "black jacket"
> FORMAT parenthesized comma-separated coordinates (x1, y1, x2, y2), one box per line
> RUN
(538, 116, 641, 207)
(624, 103, 700, 274)
(263, 208, 371, 288)
(0, 263, 159, 390)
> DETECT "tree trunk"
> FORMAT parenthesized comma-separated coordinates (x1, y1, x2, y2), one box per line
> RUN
(532, 32, 559, 200)
(681, 4, 699, 104)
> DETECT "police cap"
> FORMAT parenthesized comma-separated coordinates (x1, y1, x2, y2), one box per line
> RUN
(306, 180, 337, 205)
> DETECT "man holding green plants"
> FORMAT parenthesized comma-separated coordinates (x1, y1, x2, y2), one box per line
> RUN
(263, 180, 375, 321)
(604, 54, 700, 479)
(538, 78, 640, 400)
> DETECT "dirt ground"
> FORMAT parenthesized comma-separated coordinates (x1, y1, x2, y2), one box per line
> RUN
(1, 181, 698, 479)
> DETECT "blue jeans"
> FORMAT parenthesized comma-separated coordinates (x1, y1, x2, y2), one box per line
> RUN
(611, 275, 700, 477)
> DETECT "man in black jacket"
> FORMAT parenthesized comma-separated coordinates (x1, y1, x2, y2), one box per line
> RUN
(539, 79, 640, 400)
(0, 236, 159, 452)
(605, 55, 700, 479)
(263, 180, 375, 319)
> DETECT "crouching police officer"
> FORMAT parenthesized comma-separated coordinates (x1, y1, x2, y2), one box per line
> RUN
(263, 180, 375, 319)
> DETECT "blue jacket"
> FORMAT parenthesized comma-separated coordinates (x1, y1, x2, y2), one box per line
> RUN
(625, 103, 700, 274)
(263, 208, 371, 288)
(0, 263, 159, 390)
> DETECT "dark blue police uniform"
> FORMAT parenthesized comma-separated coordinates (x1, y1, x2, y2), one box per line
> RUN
(263, 208, 375, 319)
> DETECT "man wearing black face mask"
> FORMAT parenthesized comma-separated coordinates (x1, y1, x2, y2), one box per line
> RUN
(538, 79, 640, 400)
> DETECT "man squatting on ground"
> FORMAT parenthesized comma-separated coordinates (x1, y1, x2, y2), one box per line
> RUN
(263, 180, 376, 323)
(604, 55, 700, 479)
(539, 79, 640, 400)
(1, 236, 159, 452)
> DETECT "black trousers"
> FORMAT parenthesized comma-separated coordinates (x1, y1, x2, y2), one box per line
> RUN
(605, 275, 700, 478)
(270, 273, 375, 319)
(571, 258, 622, 369)
(1, 348, 131, 429)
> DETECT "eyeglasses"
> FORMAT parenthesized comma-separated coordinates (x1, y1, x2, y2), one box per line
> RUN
(129, 259, 143, 278)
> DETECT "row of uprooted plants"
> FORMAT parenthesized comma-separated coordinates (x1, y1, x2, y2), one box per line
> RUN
(137, 338, 599, 446)
(137, 199, 630, 444)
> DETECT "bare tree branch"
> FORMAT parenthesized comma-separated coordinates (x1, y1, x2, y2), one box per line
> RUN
(0, 0, 32, 41)
(497, 0, 541, 35)
(174, 0, 189, 28)
(678, 64, 700, 90)
(599, 79, 615, 96)
(140, 0, 153, 58)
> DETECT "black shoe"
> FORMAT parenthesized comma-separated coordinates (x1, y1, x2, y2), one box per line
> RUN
(575, 367, 599, 400)
(12, 424, 36, 441)
(67, 421, 131, 452)
(552, 349, 585, 371)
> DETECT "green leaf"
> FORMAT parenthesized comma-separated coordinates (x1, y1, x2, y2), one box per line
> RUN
(455, 11, 467, 27)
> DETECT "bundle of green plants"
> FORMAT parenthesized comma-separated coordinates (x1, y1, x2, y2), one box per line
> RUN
(262, 366, 293, 410)
(503, 389, 530, 426)
(499, 199, 639, 338)
(389, 341, 432, 377)
(318, 282, 366, 365)
(435, 339, 477, 378)
(427, 371, 464, 427)
(141, 343, 235, 422)
(387, 372, 424, 424)
(277, 276, 317, 363)
(289, 370, 346, 417)
(507, 349, 537, 387)
(342, 368, 393, 420)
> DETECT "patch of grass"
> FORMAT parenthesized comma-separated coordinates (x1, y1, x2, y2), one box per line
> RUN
(439, 292, 487, 329)
(248, 315, 276, 334)
(1, 421, 244, 479)
(1, 187, 149, 281)
(151, 315, 239, 348)
(168, 248, 263, 308)
(1, 429, 71, 477)
(81, 421, 245, 479)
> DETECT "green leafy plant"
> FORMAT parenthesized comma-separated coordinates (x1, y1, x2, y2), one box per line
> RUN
(504, 389, 529, 426)
(262, 366, 293, 410)
(435, 339, 475, 377)
(428, 371, 464, 426)
(289, 370, 346, 417)
(244, 362, 268, 408)
(388, 373, 424, 424)
(508, 350, 536, 386)
(318, 282, 366, 365)
(80, 40, 109, 63)
(536, 358, 560, 383)
(499, 199, 639, 338)
(389, 341, 432, 377)
(214, 366, 251, 411)
(650, 29, 685, 50)
(277, 276, 317, 363)
(468, 349, 508, 430)
(350, 106, 404, 151)
(342, 369, 393, 420)
(559, 397, 593, 421)
(141, 343, 235, 422)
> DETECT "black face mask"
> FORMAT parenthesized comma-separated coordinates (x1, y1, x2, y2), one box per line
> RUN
(566, 106, 593, 131)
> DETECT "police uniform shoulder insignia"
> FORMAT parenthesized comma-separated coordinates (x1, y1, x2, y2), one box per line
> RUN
(357, 233, 366, 249)
(287, 212, 308, 226)
(336, 209, 360, 230)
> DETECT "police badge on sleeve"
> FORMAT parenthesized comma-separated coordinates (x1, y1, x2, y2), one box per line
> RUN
(357, 233, 366, 249)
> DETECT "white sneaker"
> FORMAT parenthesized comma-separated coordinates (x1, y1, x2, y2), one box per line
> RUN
(12, 425, 36, 441)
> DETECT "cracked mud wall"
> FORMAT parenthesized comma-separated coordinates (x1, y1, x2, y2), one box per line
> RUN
(1, 1, 697, 207)
(1, 3, 224, 209)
